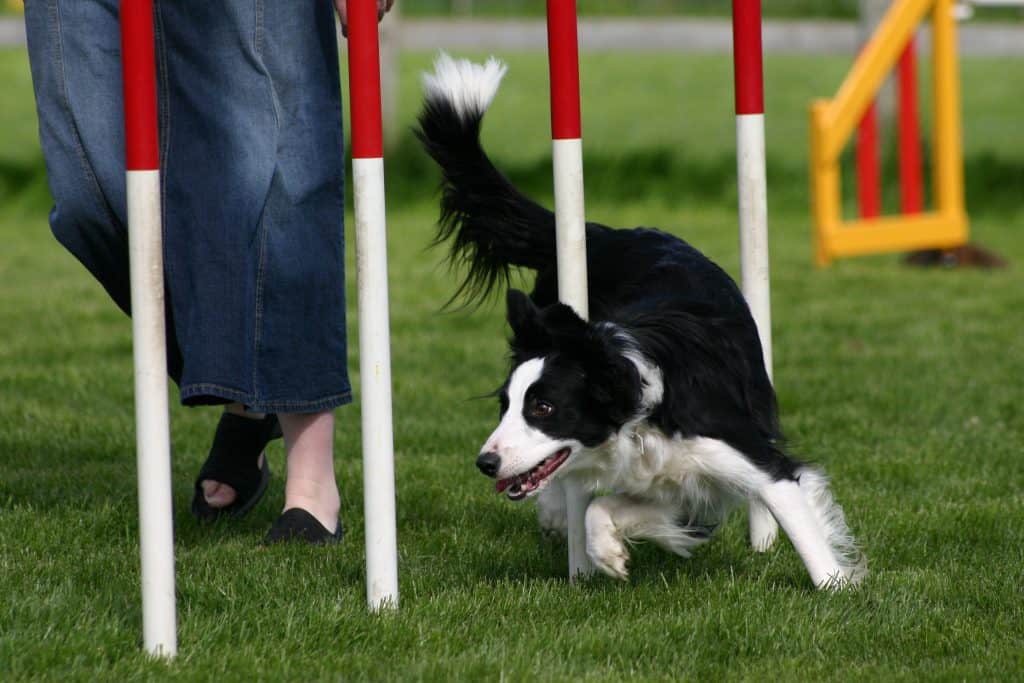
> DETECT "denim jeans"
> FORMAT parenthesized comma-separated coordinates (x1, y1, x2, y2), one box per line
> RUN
(24, 0, 352, 413)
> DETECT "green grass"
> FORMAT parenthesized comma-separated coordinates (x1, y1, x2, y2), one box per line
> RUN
(2, 47, 1024, 681)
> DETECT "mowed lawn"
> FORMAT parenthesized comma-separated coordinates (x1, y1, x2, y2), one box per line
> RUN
(1, 46, 1023, 681)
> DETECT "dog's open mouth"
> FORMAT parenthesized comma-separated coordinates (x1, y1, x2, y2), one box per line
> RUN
(494, 447, 572, 501)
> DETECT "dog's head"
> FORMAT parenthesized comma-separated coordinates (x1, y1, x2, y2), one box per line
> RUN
(476, 290, 645, 500)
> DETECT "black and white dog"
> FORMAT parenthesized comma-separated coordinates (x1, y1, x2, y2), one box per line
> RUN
(416, 55, 866, 588)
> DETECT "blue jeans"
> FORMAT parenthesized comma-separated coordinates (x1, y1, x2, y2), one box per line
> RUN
(24, 0, 352, 413)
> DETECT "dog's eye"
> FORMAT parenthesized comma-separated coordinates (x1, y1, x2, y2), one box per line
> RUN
(530, 400, 555, 418)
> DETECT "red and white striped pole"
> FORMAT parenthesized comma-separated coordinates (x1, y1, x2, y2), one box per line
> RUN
(732, 0, 779, 552)
(546, 0, 594, 579)
(120, 0, 177, 658)
(346, 0, 399, 611)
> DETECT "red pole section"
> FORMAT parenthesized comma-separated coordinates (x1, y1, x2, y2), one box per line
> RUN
(856, 100, 882, 218)
(546, 0, 582, 140)
(120, 0, 159, 171)
(732, 0, 764, 115)
(347, 0, 383, 159)
(898, 38, 924, 214)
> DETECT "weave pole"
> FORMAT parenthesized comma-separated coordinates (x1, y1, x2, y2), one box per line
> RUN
(546, 0, 594, 580)
(732, 0, 779, 550)
(120, 0, 177, 657)
(346, 0, 399, 611)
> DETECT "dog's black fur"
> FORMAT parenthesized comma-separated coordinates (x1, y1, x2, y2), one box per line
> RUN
(416, 77, 800, 484)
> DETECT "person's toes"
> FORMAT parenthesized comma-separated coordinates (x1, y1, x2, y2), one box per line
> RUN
(201, 480, 238, 508)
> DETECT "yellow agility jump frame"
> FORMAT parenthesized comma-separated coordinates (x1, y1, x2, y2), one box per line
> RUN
(809, 0, 968, 266)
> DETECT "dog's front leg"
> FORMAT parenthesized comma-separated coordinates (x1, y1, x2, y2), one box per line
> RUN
(584, 495, 630, 579)
(585, 495, 712, 580)
(536, 480, 568, 538)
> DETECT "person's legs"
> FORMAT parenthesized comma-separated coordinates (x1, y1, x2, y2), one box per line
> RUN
(27, 1, 346, 537)
(160, 1, 349, 530)
(158, 0, 351, 412)
(279, 411, 340, 534)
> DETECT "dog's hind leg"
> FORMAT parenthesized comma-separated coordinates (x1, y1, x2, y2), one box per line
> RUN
(536, 480, 568, 538)
(757, 469, 865, 589)
(585, 494, 712, 580)
(748, 498, 779, 552)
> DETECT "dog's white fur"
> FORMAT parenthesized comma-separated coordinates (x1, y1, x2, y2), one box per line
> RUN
(422, 53, 507, 124)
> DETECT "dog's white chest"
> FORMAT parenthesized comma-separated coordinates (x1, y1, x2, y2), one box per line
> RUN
(592, 428, 769, 516)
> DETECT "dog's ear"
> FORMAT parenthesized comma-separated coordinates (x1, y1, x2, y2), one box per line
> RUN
(540, 302, 641, 422)
(540, 301, 589, 347)
(580, 326, 643, 425)
(506, 289, 551, 355)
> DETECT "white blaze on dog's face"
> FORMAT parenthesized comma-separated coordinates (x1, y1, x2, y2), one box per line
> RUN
(477, 357, 583, 501)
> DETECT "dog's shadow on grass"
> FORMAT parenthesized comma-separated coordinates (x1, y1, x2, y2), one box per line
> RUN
(396, 499, 817, 594)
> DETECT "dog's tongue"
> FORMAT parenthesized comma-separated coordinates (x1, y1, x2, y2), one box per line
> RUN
(493, 449, 571, 495)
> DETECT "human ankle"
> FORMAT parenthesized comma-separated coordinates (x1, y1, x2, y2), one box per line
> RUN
(284, 478, 341, 532)
(225, 402, 266, 420)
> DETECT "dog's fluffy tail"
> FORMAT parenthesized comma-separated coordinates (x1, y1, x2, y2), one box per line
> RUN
(416, 53, 557, 305)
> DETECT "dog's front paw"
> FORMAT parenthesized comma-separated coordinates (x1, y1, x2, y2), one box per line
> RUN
(585, 499, 629, 580)
(587, 532, 630, 580)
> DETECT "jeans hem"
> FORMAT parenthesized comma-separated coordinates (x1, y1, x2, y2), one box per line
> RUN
(180, 383, 353, 413)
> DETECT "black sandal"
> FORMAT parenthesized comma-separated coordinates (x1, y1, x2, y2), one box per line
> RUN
(263, 508, 344, 545)
(191, 412, 282, 521)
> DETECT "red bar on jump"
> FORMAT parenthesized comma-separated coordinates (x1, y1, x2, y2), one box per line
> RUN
(856, 100, 882, 219)
(347, 0, 384, 159)
(898, 38, 924, 214)
(120, 0, 160, 171)
(731, 0, 765, 116)
(546, 0, 582, 140)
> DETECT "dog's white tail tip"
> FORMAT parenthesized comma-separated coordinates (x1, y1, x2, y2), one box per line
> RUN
(422, 52, 508, 121)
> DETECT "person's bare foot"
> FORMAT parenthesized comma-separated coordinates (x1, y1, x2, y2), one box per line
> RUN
(200, 404, 267, 509)
(191, 405, 280, 521)
(200, 454, 266, 508)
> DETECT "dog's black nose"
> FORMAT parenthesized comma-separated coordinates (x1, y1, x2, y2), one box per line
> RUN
(476, 451, 501, 477)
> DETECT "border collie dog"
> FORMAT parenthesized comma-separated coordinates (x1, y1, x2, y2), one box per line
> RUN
(417, 55, 866, 588)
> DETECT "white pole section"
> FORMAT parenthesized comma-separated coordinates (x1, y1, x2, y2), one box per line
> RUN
(347, 0, 399, 611)
(127, 170, 177, 657)
(733, 0, 779, 552)
(120, 0, 177, 658)
(352, 157, 399, 611)
(736, 115, 772, 378)
(552, 139, 589, 320)
(547, 0, 595, 580)
(553, 138, 592, 580)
